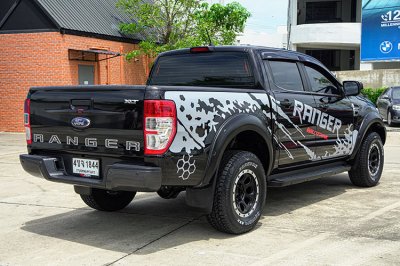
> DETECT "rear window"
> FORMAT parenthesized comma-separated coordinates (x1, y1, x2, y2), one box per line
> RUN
(148, 52, 256, 88)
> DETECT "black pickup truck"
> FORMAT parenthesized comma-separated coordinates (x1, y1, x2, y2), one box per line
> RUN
(20, 46, 386, 234)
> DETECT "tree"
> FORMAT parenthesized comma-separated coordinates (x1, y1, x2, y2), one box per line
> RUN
(117, 0, 251, 59)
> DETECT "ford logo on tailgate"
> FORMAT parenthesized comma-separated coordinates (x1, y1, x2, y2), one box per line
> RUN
(71, 117, 91, 129)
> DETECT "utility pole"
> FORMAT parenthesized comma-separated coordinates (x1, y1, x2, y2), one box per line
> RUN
(287, 0, 291, 50)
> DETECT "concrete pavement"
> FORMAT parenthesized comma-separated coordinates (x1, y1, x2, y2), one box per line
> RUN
(0, 132, 400, 265)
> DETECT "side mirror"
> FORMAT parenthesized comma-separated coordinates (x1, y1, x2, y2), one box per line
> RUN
(382, 95, 390, 100)
(343, 81, 363, 96)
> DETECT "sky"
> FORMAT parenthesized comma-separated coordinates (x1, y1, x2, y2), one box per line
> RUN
(208, 0, 288, 47)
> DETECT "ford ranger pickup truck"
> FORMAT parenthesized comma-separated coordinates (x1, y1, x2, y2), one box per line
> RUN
(20, 46, 386, 234)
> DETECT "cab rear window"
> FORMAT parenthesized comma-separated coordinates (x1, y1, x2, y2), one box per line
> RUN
(148, 52, 256, 88)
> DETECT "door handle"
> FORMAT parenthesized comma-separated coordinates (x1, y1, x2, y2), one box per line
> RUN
(319, 103, 328, 110)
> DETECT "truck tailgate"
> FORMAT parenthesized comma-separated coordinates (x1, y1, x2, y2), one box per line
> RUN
(28, 85, 145, 157)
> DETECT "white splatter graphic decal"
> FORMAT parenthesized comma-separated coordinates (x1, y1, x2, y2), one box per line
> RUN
(177, 155, 196, 180)
(297, 126, 359, 161)
(165, 92, 270, 154)
(267, 125, 294, 160)
(297, 141, 319, 161)
(270, 97, 305, 138)
(165, 91, 318, 179)
(165, 91, 275, 180)
(165, 91, 358, 179)
(323, 126, 358, 159)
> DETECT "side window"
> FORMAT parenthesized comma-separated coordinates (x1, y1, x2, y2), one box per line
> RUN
(304, 65, 340, 95)
(268, 61, 304, 91)
(382, 89, 390, 97)
(392, 89, 400, 99)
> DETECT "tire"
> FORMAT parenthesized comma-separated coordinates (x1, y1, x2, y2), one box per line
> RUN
(207, 151, 267, 234)
(157, 186, 183, 199)
(80, 188, 136, 211)
(387, 111, 393, 127)
(349, 132, 384, 187)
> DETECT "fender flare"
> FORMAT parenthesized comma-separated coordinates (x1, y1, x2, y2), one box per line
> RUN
(200, 114, 274, 187)
(350, 112, 386, 160)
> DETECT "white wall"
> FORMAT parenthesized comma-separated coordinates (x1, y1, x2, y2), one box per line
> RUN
(291, 23, 361, 48)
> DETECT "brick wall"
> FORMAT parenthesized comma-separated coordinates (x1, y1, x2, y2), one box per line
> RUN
(0, 32, 149, 132)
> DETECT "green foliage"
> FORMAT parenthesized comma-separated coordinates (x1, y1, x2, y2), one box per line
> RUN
(361, 87, 387, 104)
(117, 0, 251, 58)
(195, 2, 251, 45)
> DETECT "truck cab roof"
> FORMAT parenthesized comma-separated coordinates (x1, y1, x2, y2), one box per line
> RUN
(158, 45, 329, 74)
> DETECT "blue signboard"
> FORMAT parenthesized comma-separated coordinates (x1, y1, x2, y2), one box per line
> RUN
(361, 0, 400, 61)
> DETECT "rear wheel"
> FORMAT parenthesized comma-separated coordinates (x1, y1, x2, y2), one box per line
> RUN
(349, 132, 384, 187)
(207, 151, 267, 234)
(81, 189, 136, 211)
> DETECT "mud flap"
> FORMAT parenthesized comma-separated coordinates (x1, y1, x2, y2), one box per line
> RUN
(185, 177, 216, 213)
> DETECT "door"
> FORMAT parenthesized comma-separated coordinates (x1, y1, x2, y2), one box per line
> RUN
(265, 60, 318, 167)
(376, 88, 391, 119)
(78, 65, 95, 85)
(302, 63, 355, 159)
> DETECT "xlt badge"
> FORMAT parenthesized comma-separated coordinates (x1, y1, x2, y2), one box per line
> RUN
(124, 99, 139, 104)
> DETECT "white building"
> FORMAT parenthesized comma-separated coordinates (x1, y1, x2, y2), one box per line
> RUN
(287, 0, 400, 71)
(288, 0, 361, 70)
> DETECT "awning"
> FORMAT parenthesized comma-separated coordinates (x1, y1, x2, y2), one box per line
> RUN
(68, 49, 121, 62)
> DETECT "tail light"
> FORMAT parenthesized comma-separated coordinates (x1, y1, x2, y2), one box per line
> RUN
(24, 99, 32, 145)
(144, 100, 177, 155)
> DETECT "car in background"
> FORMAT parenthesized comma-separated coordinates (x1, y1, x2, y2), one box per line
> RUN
(377, 87, 400, 126)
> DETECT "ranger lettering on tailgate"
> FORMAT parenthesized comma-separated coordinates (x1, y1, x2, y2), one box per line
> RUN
(32, 134, 140, 151)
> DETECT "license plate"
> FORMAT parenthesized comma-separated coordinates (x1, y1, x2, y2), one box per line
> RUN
(72, 158, 99, 177)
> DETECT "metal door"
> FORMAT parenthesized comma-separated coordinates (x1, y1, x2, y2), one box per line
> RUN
(264, 60, 318, 167)
(377, 88, 391, 119)
(302, 63, 355, 160)
(78, 65, 95, 85)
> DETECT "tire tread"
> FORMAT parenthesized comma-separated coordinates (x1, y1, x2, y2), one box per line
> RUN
(207, 150, 265, 234)
(349, 132, 383, 187)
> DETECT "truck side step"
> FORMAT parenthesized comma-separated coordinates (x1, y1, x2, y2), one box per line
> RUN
(268, 163, 351, 187)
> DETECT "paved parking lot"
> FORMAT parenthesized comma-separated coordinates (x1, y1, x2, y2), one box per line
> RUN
(1, 132, 400, 265)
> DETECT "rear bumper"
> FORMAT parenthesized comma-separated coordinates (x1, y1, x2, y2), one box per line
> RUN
(19, 154, 162, 192)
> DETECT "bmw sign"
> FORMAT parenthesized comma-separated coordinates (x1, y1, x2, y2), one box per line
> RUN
(361, 0, 400, 61)
(380, 41, 393, 54)
(71, 117, 91, 129)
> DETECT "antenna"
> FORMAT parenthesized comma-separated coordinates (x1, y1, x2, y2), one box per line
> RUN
(205, 28, 214, 46)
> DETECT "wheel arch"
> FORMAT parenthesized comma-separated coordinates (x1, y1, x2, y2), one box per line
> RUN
(350, 114, 386, 160)
(200, 114, 274, 187)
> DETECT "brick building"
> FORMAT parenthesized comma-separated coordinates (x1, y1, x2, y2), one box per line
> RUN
(0, 0, 149, 132)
